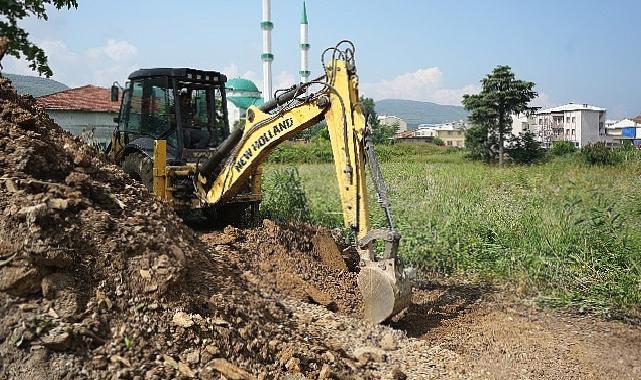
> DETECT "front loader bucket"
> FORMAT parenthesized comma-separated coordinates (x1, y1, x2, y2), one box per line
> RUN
(358, 260, 412, 323)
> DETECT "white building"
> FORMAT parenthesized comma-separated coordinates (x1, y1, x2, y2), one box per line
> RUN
(607, 118, 641, 145)
(36, 85, 119, 147)
(378, 115, 408, 133)
(531, 103, 609, 148)
(413, 121, 467, 147)
(605, 119, 641, 139)
(510, 112, 538, 136)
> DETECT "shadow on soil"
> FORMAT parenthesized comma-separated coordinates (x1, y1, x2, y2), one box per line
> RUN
(390, 279, 494, 338)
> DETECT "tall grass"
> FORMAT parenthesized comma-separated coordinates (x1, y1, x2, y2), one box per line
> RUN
(262, 151, 641, 317)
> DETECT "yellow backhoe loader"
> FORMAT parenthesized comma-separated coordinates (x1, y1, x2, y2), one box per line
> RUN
(107, 41, 412, 323)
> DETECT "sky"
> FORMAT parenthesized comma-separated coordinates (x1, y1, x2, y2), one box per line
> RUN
(4, 0, 641, 119)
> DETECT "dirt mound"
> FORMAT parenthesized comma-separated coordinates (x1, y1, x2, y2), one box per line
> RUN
(0, 77, 366, 378)
(201, 221, 363, 316)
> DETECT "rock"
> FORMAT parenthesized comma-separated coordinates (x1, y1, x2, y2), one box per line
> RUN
(110, 354, 131, 368)
(208, 358, 253, 380)
(379, 332, 398, 351)
(32, 249, 73, 269)
(178, 362, 195, 378)
(313, 231, 348, 271)
(139, 269, 151, 280)
(51, 290, 80, 320)
(391, 367, 407, 380)
(204, 344, 221, 355)
(163, 355, 178, 369)
(172, 311, 194, 328)
(285, 357, 301, 372)
(276, 273, 334, 307)
(41, 328, 72, 351)
(46, 198, 70, 210)
(0, 265, 42, 296)
(282, 375, 307, 380)
(319, 364, 332, 379)
(41, 272, 75, 299)
(185, 350, 200, 364)
(18, 203, 48, 224)
(95, 290, 113, 309)
(353, 346, 387, 365)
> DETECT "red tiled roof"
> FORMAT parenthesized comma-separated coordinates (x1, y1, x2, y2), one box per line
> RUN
(36, 85, 119, 113)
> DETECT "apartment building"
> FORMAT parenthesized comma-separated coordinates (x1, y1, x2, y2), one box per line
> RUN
(414, 121, 466, 147)
(531, 103, 608, 148)
(378, 115, 408, 133)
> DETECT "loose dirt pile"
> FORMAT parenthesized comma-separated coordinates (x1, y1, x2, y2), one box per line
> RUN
(201, 222, 362, 316)
(0, 77, 374, 379)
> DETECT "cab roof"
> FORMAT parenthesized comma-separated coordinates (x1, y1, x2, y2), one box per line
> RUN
(128, 68, 227, 84)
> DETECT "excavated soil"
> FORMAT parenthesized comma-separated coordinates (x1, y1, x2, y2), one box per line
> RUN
(1, 75, 641, 379)
(0, 77, 379, 379)
(201, 223, 362, 316)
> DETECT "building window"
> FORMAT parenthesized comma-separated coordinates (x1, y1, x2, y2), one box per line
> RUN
(538, 118, 543, 124)
(447, 141, 452, 146)
(572, 117, 576, 123)
(566, 117, 570, 123)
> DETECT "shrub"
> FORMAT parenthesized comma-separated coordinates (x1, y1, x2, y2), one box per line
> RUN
(550, 141, 576, 156)
(260, 168, 311, 222)
(581, 142, 619, 166)
(507, 131, 544, 164)
(433, 137, 445, 146)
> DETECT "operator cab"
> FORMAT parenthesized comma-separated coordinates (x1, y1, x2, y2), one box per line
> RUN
(112, 68, 230, 164)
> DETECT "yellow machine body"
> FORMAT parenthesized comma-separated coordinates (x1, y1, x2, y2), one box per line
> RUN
(122, 43, 412, 323)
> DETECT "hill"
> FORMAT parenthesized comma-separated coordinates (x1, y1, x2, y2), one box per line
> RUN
(375, 99, 469, 128)
(2, 72, 69, 97)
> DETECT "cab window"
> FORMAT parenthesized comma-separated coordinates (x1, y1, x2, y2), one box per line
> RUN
(125, 78, 177, 145)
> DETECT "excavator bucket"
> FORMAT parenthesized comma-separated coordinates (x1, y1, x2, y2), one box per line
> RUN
(356, 229, 413, 323)
(358, 262, 413, 323)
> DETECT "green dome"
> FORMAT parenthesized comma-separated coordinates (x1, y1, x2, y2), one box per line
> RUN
(226, 77, 260, 93)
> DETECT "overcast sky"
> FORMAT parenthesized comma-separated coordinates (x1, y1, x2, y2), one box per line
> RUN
(4, 0, 640, 118)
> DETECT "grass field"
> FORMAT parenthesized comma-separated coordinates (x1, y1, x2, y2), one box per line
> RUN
(262, 144, 641, 317)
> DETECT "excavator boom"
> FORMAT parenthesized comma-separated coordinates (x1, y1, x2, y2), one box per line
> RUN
(194, 41, 412, 322)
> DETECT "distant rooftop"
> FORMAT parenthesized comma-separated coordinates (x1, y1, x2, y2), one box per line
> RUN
(36, 85, 119, 113)
(537, 103, 606, 114)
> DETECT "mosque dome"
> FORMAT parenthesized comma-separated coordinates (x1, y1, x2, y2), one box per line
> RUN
(226, 78, 260, 94)
(226, 77, 263, 110)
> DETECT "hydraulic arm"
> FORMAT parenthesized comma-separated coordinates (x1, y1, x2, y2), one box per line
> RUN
(195, 41, 412, 322)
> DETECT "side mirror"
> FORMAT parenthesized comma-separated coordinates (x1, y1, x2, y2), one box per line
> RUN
(111, 83, 119, 102)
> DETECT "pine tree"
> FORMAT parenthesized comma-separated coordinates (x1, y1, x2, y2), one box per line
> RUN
(463, 66, 537, 166)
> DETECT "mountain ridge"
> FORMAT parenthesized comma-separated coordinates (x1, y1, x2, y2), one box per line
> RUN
(375, 99, 469, 129)
(1, 72, 69, 97)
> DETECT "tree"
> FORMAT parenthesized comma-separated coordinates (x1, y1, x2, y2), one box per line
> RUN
(433, 136, 445, 146)
(372, 121, 398, 144)
(463, 66, 537, 166)
(0, 0, 78, 77)
(360, 96, 397, 144)
(360, 96, 380, 131)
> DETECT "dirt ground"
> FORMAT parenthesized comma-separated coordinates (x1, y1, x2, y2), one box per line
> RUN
(391, 281, 641, 379)
(201, 226, 641, 379)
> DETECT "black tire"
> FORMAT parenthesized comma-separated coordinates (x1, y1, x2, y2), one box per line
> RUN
(121, 152, 154, 191)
